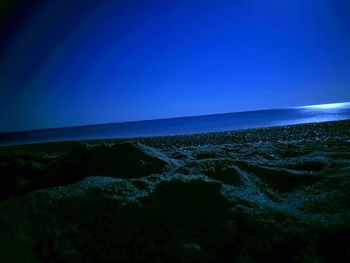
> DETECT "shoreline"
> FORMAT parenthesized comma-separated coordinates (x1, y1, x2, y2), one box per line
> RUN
(2, 119, 349, 151)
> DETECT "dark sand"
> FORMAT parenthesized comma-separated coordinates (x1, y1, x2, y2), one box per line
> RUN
(0, 120, 350, 262)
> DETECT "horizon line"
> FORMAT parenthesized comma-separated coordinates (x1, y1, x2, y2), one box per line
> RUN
(1, 101, 350, 134)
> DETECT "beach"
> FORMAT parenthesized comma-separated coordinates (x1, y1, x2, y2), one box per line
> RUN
(0, 120, 350, 262)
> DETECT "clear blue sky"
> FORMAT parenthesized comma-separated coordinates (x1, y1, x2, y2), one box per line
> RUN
(0, 0, 350, 132)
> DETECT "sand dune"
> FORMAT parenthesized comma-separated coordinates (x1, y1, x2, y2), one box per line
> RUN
(0, 120, 349, 262)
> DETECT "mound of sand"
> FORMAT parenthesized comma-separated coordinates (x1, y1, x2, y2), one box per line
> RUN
(0, 142, 170, 201)
(0, 120, 350, 262)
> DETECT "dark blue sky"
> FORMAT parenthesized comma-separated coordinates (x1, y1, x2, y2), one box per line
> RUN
(1, 0, 350, 132)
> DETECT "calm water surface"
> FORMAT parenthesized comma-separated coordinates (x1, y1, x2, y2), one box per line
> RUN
(1, 102, 350, 146)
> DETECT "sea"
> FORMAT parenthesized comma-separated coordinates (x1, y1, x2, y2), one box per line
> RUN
(1, 102, 350, 146)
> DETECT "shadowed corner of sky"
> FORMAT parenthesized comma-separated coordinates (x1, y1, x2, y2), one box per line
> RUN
(0, 0, 111, 96)
(0, 0, 350, 133)
(0, 0, 114, 130)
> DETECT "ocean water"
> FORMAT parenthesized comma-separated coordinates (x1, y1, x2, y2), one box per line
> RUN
(1, 102, 350, 146)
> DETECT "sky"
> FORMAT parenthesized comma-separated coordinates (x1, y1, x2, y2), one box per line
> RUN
(0, 0, 350, 132)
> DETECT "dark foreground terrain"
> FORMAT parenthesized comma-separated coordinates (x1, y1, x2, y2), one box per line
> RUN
(0, 120, 350, 262)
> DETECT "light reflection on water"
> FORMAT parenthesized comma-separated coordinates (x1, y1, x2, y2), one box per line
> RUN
(274, 102, 350, 126)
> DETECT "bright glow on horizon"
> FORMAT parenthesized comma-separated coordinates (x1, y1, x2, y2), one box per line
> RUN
(298, 102, 350, 110)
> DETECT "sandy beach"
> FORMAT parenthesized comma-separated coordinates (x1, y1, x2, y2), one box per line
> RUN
(0, 120, 350, 262)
